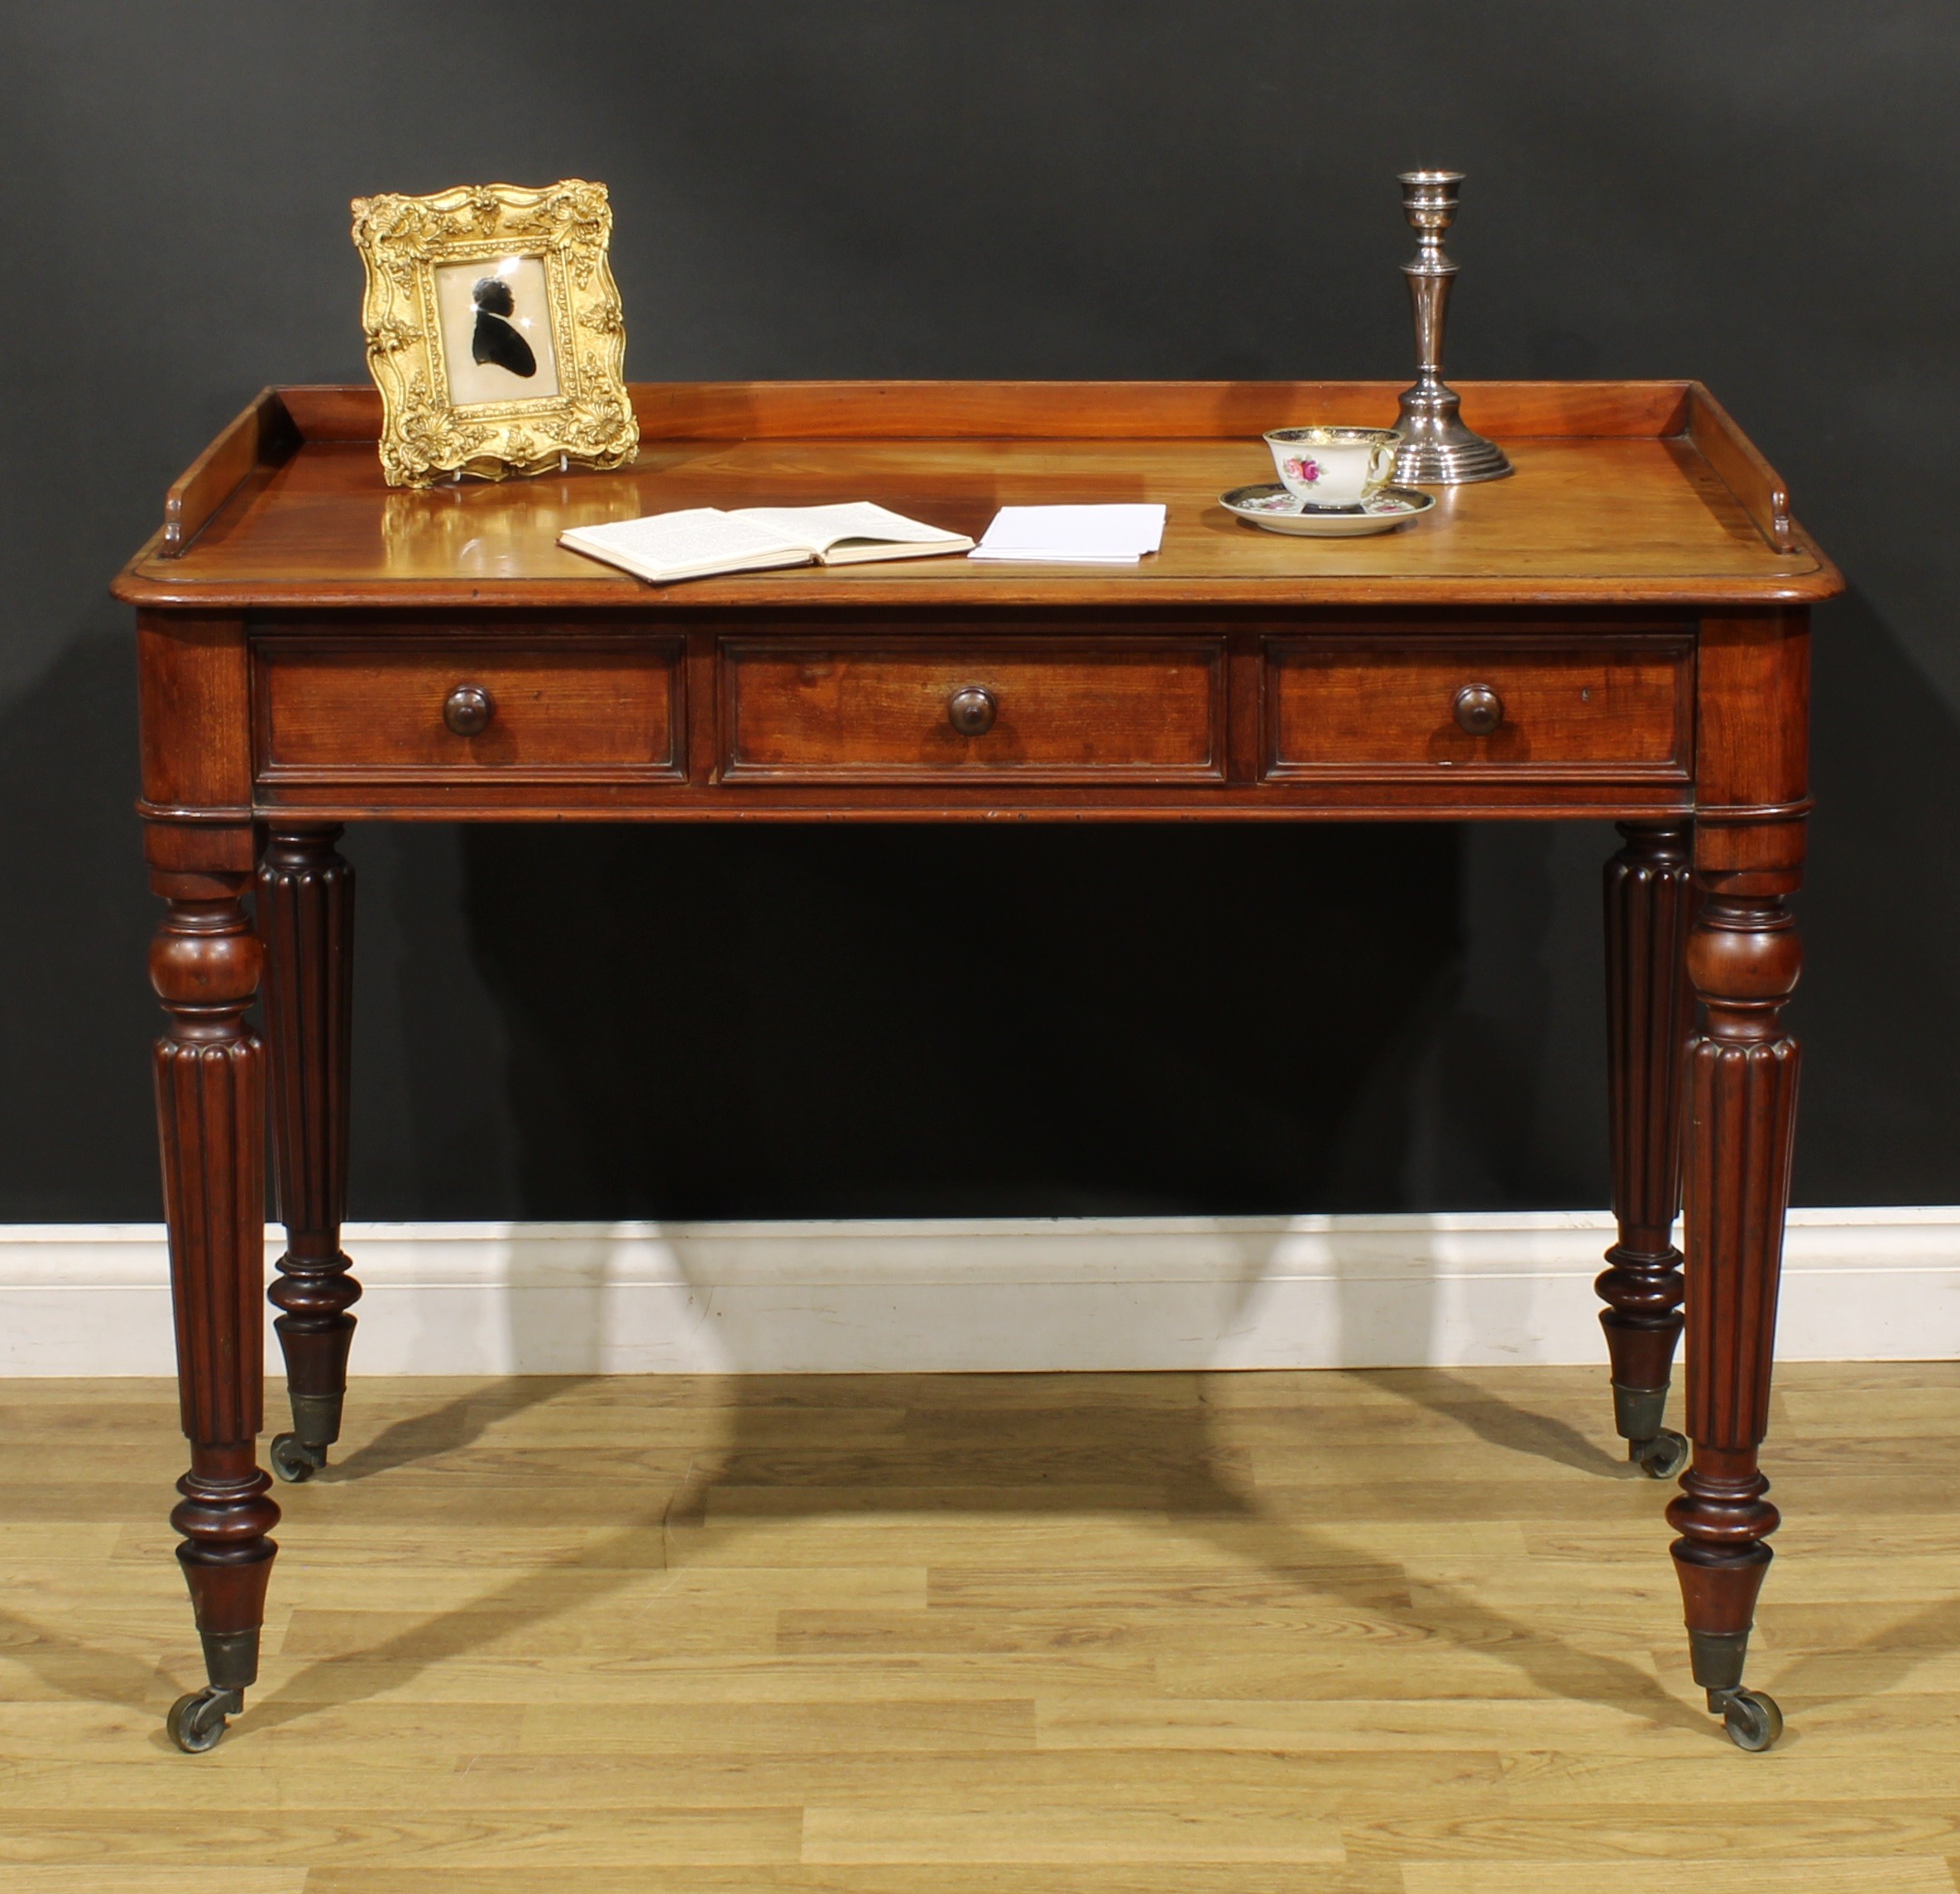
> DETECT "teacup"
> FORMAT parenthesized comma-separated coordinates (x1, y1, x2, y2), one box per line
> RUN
(1263, 426, 1402, 509)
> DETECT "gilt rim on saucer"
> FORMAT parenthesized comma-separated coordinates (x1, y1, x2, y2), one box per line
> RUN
(1220, 482, 1435, 537)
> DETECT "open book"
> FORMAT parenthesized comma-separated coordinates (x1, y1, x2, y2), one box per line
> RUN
(560, 502, 973, 584)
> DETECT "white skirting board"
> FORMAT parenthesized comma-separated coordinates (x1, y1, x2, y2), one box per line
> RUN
(0, 1209, 1955, 1375)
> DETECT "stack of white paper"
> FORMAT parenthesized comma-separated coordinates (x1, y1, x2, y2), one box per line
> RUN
(968, 504, 1167, 564)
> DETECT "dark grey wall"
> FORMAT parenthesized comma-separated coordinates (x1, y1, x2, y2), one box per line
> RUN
(2, 3, 1954, 1220)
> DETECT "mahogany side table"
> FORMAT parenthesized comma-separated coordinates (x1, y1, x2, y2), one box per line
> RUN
(116, 378, 1839, 1752)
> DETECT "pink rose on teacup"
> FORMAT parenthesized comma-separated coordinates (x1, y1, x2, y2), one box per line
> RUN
(1265, 426, 1402, 507)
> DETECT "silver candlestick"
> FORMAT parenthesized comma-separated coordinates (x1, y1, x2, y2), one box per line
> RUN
(1392, 170, 1512, 485)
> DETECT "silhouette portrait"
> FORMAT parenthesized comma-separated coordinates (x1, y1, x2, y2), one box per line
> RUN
(433, 256, 561, 407)
(470, 276, 537, 379)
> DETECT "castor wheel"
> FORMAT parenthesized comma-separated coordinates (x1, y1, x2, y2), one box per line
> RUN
(269, 1432, 327, 1484)
(1709, 1685, 1784, 1752)
(1630, 1429, 1689, 1479)
(166, 1685, 242, 1753)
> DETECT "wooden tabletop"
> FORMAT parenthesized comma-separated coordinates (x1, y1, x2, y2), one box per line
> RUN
(117, 381, 1840, 611)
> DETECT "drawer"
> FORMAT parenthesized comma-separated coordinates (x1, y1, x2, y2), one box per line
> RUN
(722, 638, 1224, 781)
(1263, 635, 1692, 776)
(255, 637, 683, 783)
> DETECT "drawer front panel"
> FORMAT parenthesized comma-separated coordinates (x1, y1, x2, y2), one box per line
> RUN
(256, 638, 683, 781)
(1265, 635, 1691, 776)
(723, 639, 1224, 780)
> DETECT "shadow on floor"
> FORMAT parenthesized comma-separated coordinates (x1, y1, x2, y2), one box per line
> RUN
(0, 1606, 180, 1716)
(1355, 1366, 1635, 1479)
(1765, 1591, 1960, 1712)
(322, 1375, 600, 1484)
(243, 1370, 1712, 1742)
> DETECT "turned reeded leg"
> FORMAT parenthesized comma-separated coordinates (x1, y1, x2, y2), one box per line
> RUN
(1667, 881, 1801, 1752)
(151, 873, 279, 1752)
(1599, 821, 1694, 1479)
(260, 827, 360, 1484)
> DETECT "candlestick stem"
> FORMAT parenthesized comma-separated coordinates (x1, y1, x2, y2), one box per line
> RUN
(1393, 170, 1512, 485)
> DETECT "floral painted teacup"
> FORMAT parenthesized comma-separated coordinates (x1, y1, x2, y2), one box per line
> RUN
(1263, 426, 1402, 509)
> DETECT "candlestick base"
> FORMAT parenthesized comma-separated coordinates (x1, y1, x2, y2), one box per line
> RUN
(1393, 377, 1512, 486)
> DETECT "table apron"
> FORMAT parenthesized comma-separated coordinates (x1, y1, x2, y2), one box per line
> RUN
(235, 614, 1701, 818)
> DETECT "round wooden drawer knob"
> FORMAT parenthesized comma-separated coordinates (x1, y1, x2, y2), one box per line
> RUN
(947, 686, 998, 736)
(443, 683, 495, 736)
(1452, 683, 1502, 736)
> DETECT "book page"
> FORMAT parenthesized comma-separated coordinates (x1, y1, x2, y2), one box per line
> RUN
(731, 501, 968, 556)
(561, 508, 807, 582)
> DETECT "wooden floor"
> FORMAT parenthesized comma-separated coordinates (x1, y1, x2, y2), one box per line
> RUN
(2, 1364, 1958, 1892)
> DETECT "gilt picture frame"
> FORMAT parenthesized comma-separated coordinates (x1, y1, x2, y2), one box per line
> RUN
(350, 179, 639, 487)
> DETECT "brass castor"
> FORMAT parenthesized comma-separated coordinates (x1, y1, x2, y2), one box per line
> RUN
(269, 1432, 327, 1484)
(166, 1685, 242, 1753)
(1630, 1429, 1689, 1479)
(1709, 1685, 1784, 1752)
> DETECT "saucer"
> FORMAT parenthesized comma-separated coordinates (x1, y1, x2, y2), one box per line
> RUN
(1221, 482, 1435, 538)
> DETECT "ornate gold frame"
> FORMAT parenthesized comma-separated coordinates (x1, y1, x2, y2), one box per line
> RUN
(350, 179, 639, 487)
